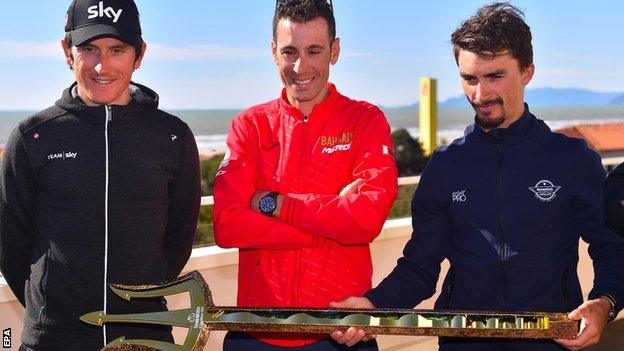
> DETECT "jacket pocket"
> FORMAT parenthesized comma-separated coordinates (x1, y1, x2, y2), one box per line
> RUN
(25, 251, 50, 326)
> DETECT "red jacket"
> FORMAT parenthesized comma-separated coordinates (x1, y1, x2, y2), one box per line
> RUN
(213, 84, 398, 346)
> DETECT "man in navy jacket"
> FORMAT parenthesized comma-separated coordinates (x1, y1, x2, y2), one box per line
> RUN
(331, 3, 624, 351)
(605, 163, 624, 236)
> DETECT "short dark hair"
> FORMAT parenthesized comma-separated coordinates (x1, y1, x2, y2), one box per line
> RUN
(64, 32, 144, 59)
(451, 2, 533, 70)
(273, 0, 336, 41)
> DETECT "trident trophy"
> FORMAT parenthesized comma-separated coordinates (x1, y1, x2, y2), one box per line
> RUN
(81, 271, 579, 351)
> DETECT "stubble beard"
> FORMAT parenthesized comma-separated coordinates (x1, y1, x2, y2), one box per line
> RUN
(471, 98, 506, 130)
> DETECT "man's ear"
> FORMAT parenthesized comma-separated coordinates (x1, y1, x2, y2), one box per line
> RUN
(271, 40, 279, 65)
(61, 38, 73, 68)
(330, 37, 340, 65)
(522, 63, 535, 85)
(134, 42, 147, 69)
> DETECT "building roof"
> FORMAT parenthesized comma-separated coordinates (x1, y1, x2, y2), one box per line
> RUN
(556, 123, 624, 153)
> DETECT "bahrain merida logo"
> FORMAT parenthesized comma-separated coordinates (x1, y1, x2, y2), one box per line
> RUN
(529, 180, 561, 202)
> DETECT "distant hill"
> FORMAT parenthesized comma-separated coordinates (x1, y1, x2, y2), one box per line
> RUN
(524, 88, 620, 106)
(611, 94, 624, 105)
(437, 88, 622, 108)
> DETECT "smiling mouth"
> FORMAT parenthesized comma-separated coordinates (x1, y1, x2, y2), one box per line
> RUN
(292, 77, 314, 86)
(92, 78, 115, 85)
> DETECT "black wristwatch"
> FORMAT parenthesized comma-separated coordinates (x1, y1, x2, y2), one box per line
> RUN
(600, 294, 618, 323)
(259, 192, 279, 216)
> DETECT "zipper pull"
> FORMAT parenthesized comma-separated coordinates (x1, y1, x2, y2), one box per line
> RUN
(106, 105, 112, 121)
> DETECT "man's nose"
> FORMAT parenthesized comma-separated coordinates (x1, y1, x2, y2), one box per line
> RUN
(293, 57, 305, 74)
(94, 53, 111, 75)
(475, 81, 492, 103)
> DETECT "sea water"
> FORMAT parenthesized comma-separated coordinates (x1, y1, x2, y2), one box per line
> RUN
(1, 106, 623, 153)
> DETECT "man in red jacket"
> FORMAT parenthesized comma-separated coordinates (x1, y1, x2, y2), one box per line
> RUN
(213, 0, 398, 350)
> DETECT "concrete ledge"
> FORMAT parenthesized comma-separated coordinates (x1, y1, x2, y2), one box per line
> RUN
(0, 218, 414, 304)
(0, 276, 14, 304)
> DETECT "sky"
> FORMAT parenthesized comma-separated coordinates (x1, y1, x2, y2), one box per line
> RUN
(0, 0, 622, 110)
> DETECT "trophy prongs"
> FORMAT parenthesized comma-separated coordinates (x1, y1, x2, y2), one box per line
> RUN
(80, 310, 105, 326)
(80, 271, 214, 351)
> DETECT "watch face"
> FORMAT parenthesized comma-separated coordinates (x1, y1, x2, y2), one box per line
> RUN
(259, 195, 277, 215)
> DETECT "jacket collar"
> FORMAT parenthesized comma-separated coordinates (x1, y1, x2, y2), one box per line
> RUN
(468, 103, 541, 146)
(277, 83, 340, 121)
(55, 81, 159, 127)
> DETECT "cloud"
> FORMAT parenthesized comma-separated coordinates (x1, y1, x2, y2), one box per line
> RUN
(0, 40, 62, 59)
(148, 43, 267, 61)
(341, 51, 375, 59)
(0, 40, 379, 66)
(149, 45, 379, 62)
(537, 67, 584, 78)
(0, 40, 268, 62)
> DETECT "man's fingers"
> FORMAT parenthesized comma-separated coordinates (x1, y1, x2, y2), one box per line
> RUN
(339, 178, 364, 196)
(330, 330, 344, 342)
(329, 298, 353, 309)
(556, 338, 582, 351)
(329, 297, 375, 346)
(556, 321, 599, 350)
(331, 327, 365, 346)
(362, 334, 377, 342)
(342, 327, 366, 347)
(329, 296, 374, 309)
(568, 308, 583, 321)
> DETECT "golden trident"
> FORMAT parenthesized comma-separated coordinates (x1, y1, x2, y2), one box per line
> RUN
(81, 271, 578, 351)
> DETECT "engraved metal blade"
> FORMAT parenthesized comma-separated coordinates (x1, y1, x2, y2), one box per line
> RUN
(81, 271, 579, 351)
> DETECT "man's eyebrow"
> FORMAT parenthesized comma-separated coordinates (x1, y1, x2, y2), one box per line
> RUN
(111, 43, 133, 49)
(459, 69, 506, 79)
(280, 45, 297, 52)
(460, 72, 475, 79)
(307, 44, 325, 50)
(485, 69, 506, 77)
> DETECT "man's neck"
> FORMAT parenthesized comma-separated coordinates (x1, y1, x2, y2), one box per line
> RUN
(76, 88, 132, 107)
(285, 87, 330, 117)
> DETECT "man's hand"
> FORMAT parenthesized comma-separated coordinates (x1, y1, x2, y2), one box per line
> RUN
(250, 191, 284, 217)
(250, 178, 362, 217)
(339, 178, 364, 197)
(555, 298, 612, 350)
(329, 296, 376, 347)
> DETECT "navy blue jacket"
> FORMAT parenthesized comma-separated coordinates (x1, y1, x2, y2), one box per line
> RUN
(605, 162, 624, 235)
(366, 106, 624, 351)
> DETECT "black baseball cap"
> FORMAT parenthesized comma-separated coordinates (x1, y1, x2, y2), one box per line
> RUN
(65, 0, 142, 47)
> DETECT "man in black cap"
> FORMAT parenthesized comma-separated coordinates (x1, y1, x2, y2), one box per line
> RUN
(0, 1, 201, 350)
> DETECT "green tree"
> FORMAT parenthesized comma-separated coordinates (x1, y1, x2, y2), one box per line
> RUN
(201, 153, 225, 196)
(391, 128, 429, 176)
(194, 154, 224, 247)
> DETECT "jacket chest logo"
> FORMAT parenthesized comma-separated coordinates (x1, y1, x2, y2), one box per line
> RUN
(529, 180, 561, 202)
(320, 132, 353, 154)
(452, 190, 467, 203)
(47, 151, 78, 160)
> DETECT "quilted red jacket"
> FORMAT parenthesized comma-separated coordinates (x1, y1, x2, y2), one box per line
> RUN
(213, 83, 398, 346)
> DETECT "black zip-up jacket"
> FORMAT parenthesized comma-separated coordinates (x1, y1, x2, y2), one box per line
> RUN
(366, 106, 624, 351)
(0, 82, 201, 350)
(605, 162, 624, 235)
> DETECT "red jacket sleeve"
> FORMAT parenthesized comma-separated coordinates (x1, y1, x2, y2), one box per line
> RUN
(213, 113, 318, 250)
(278, 110, 398, 245)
